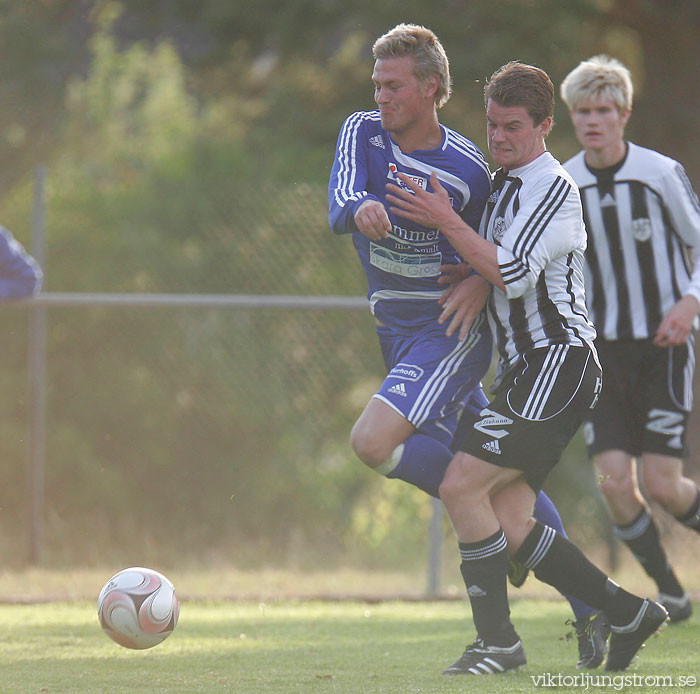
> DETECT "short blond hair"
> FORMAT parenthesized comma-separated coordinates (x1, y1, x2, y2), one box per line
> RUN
(560, 55, 633, 112)
(372, 23, 452, 108)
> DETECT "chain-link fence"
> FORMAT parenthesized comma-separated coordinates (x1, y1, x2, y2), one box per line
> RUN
(4, 175, 697, 585)
(4, 178, 454, 576)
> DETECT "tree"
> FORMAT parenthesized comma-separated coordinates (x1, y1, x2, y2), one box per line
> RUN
(1, 1, 698, 195)
(0, 0, 94, 197)
(600, 0, 700, 185)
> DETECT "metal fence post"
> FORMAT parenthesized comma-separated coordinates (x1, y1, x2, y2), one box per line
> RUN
(28, 165, 47, 564)
(426, 496, 442, 596)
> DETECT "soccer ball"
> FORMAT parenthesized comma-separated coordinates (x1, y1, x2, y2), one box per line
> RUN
(97, 567, 180, 649)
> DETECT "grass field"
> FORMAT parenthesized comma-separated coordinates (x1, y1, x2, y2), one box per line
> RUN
(1, 594, 698, 694)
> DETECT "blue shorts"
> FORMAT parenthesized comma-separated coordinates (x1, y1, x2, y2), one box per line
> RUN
(374, 312, 493, 447)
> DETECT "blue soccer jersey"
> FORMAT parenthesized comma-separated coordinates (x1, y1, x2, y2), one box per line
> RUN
(329, 110, 491, 332)
(329, 110, 493, 441)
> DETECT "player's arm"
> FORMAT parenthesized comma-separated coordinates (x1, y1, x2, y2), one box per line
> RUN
(661, 161, 700, 249)
(433, 156, 494, 338)
(328, 113, 389, 239)
(492, 174, 582, 300)
(438, 270, 492, 339)
(654, 162, 700, 347)
(0, 226, 42, 299)
(654, 294, 699, 347)
(386, 172, 504, 290)
(352, 199, 391, 240)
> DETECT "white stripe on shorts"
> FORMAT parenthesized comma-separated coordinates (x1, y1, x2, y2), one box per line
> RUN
(520, 344, 568, 420)
(409, 313, 485, 428)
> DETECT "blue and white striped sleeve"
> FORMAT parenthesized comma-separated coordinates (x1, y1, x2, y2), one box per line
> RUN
(328, 112, 379, 235)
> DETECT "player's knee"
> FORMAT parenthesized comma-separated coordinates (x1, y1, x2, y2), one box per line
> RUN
(439, 465, 472, 505)
(349, 423, 388, 468)
(599, 472, 637, 504)
(437, 476, 458, 505)
(598, 468, 637, 499)
(643, 472, 678, 509)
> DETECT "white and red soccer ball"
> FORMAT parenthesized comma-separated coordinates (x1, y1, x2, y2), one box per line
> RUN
(97, 567, 179, 649)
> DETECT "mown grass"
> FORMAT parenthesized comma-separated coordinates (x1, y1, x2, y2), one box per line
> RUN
(1, 598, 697, 694)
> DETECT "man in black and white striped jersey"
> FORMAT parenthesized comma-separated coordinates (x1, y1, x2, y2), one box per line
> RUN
(387, 60, 667, 675)
(561, 55, 700, 625)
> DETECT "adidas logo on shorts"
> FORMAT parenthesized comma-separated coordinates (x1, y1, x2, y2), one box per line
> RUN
(387, 382, 408, 397)
(482, 439, 501, 455)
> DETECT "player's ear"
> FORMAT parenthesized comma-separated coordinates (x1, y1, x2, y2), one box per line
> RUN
(539, 116, 554, 138)
(423, 74, 439, 101)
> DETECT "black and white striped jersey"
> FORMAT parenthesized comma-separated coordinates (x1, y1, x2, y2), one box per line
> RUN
(564, 142, 700, 341)
(480, 151, 596, 373)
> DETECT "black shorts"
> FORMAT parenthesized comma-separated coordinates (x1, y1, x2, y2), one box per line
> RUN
(459, 344, 602, 491)
(583, 337, 694, 458)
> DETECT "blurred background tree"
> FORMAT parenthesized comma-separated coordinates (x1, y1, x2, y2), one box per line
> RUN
(1, 0, 698, 194)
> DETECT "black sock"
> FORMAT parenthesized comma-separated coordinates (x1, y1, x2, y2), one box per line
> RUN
(614, 508, 684, 597)
(459, 530, 518, 647)
(514, 521, 643, 627)
(676, 488, 700, 534)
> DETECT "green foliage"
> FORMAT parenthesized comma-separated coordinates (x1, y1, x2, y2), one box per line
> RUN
(0, 0, 84, 195)
(2, 1, 698, 569)
(54, 24, 251, 293)
(2, 0, 700, 195)
(0, 25, 395, 567)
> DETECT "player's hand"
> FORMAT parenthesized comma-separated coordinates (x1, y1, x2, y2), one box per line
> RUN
(438, 273, 491, 340)
(438, 263, 472, 287)
(354, 199, 392, 240)
(654, 294, 700, 347)
(386, 172, 457, 229)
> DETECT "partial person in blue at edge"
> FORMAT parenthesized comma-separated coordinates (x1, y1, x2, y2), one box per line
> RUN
(0, 226, 42, 299)
(328, 23, 607, 670)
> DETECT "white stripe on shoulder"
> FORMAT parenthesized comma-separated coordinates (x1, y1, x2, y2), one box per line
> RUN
(333, 111, 365, 208)
(445, 130, 491, 178)
(334, 112, 383, 208)
(390, 143, 477, 209)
